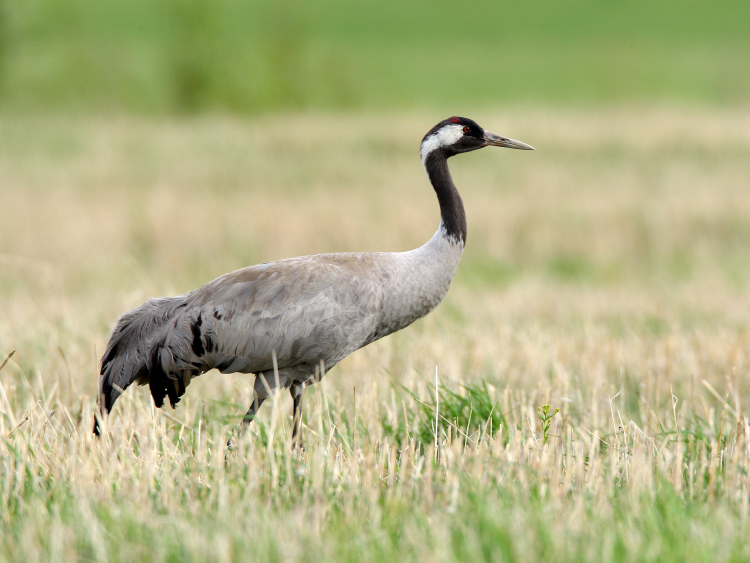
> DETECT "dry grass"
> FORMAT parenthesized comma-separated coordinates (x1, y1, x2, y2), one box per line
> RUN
(2, 107, 750, 561)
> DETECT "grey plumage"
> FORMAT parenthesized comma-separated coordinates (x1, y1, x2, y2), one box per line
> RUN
(96, 117, 533, 439)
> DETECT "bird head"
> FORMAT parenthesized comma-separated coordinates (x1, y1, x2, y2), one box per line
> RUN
(420, 117, 534, 165)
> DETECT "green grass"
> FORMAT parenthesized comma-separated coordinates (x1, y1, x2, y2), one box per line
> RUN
(3, 108, 750, 560)
(3, 372, 750, 562)
(383, 380, 506, 447)
(1, 0, 750, 113)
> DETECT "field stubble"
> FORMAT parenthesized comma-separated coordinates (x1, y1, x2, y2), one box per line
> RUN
(2, 107, 750, 561)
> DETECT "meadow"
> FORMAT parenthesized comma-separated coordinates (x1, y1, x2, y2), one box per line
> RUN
(2, 107, 750, 561)
(2, 0, 750, 113)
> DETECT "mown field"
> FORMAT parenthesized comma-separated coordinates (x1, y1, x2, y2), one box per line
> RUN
(3, 107, 750, 561)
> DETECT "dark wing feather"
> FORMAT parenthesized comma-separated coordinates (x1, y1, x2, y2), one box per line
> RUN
(98, 296, 186, 410)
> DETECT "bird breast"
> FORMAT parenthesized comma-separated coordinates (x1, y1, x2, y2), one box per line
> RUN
(376, 226, 464, 336)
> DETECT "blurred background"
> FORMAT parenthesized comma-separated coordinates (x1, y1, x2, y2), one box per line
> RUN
(1, 0, 750, 408)
(1, 0, 749, 113)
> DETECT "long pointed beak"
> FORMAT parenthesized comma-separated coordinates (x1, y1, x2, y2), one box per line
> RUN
(483, 131, 535, 150)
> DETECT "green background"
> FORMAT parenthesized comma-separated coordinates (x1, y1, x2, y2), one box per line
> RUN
(2, 0, 748, 114)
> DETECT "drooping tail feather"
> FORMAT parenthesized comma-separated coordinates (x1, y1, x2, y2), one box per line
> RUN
(95, 296, 188, 434)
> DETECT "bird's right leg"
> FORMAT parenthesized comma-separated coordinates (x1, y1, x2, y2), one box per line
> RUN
(242, 370, 283, 425)
(290, 382, 307, 449)
(226, 381, 266, 450)
(227, 392, 266, 450)
(228, 377, 271, 449)
(242, 393, 266, 425)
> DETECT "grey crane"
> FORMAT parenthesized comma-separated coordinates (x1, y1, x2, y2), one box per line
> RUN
(94, 117, 534, 442)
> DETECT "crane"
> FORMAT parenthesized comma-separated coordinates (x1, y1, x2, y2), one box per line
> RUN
(94, 117, 534, 443)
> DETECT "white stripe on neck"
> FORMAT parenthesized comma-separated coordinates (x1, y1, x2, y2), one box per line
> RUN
(420, 124, 463, 167)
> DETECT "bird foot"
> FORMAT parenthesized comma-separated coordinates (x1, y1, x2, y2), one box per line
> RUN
(293, 444, 307, 461)
(291, 437, 306, 455)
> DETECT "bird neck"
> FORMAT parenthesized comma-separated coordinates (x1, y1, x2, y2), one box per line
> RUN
(423, 150, 467, 244)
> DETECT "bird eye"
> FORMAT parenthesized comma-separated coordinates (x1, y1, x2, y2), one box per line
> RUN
(463, 126, 471, 134)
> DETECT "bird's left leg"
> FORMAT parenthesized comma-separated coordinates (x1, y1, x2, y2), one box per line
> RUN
(290, 381, 307, 449)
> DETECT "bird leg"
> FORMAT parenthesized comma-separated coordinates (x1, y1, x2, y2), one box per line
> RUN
(227, 391, 266, 450)
(241, 371, 280, 426)
(290, 382, 307, 449)
(242, 392, 266, 425)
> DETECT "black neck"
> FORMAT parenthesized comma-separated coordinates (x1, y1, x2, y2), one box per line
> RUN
(424, 149, 467, 244)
